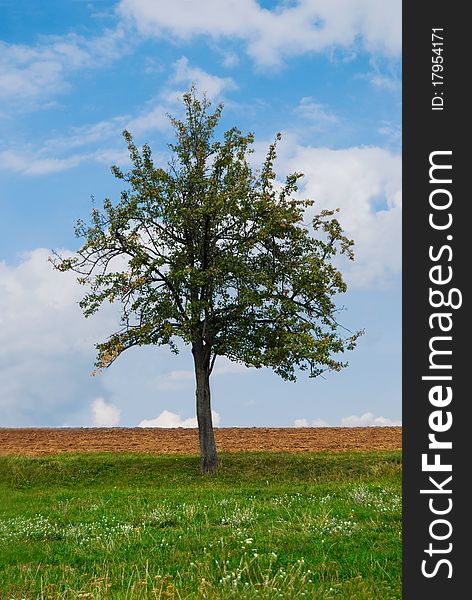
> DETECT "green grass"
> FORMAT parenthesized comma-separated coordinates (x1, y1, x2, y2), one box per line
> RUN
(0, 451, 401, 599)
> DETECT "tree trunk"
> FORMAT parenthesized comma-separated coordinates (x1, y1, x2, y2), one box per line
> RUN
(192, 341, 219, 473)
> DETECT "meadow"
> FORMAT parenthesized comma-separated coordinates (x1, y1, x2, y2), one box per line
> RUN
(0, 451, 401, 599)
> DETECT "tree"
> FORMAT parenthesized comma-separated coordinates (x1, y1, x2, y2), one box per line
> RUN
(54, 89, 362, 473)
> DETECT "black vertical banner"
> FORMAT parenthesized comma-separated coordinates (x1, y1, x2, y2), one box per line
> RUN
(403, 3, 468, 599)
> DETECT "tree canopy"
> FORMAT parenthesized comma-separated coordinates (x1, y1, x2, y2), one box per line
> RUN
(55, 88, 362, 472)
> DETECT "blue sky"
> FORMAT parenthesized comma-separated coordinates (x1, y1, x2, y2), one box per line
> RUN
(0, 0, 401, 428)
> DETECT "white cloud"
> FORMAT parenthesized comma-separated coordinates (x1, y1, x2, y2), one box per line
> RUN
(295, 96, 338, 127)
(138, 409, 221, 428)
(0, 28, 128, 108)
(0, 149, 87, 176)
(377, 121, 401, 146)
(91, 397, 121, 426)
(359, 56, 401, 95)
(0, 109, 161, 176)
(125, 104, 170, 135)
(0, 57, 229, 176)
(170, 56, 237, 101)
(0, 249, 99, 350)
(0, 249, 119, 426)
(279, 142, 401, 287)
(44, 116, 128, 152)
(369, 73, 401, 91)
(0, 145, 136, 176)
(294, 418, 329, 427)
(119, 0, 401, 66)
(341, 412, 401, 427)
(221, 51, 240, 69)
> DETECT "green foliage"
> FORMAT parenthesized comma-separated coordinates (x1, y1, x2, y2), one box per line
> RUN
(54, 87, 361, 380)
(0, 452, 401, 599)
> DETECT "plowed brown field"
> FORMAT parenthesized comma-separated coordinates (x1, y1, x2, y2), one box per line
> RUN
(0, 427, 401, 456)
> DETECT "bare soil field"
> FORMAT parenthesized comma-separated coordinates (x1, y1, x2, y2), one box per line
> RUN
(0, 427, 401, 456)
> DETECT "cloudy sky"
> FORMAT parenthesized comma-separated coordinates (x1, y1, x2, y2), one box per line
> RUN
(0, 0, 401, 429)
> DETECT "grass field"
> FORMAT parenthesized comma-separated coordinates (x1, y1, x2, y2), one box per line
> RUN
(0, 451, 401, 599)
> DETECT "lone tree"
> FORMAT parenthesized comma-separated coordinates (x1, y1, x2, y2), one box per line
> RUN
(55, 89, 361, 473)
